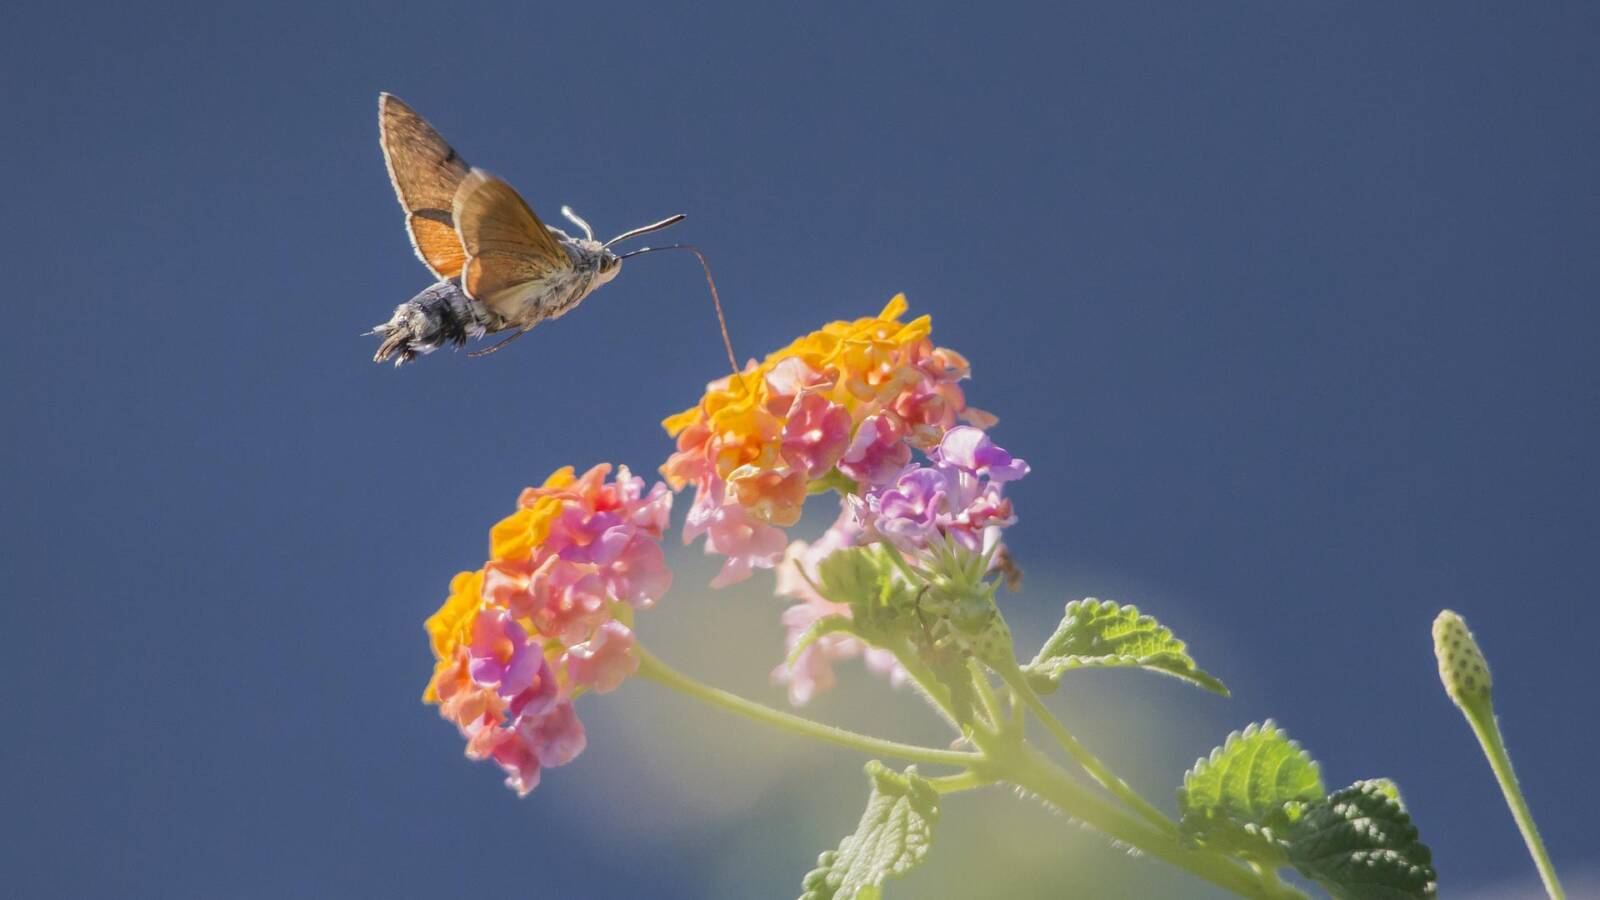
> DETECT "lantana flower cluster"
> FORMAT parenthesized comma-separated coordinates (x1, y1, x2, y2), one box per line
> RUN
(423, 464, 672, 795)
(660, 294, 995, 588)
(658, 295, 1026, 706)
(424, 295, 1027, 794)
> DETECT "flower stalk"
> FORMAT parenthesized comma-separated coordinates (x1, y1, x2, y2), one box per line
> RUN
(633, 647, 983, 770)
(997, 662, 1181, 837)
(1434, 611, 1564, 899)
(635, 625, 1327, 900)
(636, 632, 1301, 898)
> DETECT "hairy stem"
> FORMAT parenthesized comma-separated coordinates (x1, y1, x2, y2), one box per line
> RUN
(925, 769, 994, 794)
(885, 634, 967, 734)
(633, 647, 982, 770)
(1002, 746, 1306, 899)
(969, 659, 1010, 736)
(998, 665, 1179, 836)
(1461, 701, 1565, 899)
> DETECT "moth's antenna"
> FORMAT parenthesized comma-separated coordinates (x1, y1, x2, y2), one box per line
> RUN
(468, 326, 534, 358)
(617, 242, 739, 376)
(560, 206, 595, 241)
(603, 214, 686, 248)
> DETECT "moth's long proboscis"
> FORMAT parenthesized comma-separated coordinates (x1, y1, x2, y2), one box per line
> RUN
(618, 243, 739, 375)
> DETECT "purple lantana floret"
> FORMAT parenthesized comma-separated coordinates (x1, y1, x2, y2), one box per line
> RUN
(932, 426, 1031, 482)
(856, 427, 1028, 554)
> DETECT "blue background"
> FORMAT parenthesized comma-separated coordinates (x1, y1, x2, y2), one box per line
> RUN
(2, 2, 1595, 897)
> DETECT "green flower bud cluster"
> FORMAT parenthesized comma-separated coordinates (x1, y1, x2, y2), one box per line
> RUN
(809, 540, 1016, 669)
(1432, 610, 1492, 710)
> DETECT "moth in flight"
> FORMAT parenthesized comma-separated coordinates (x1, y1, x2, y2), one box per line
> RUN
(371, 93, 726, 366)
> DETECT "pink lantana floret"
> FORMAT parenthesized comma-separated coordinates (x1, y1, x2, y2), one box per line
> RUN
(472, 724, 543, 797)
(686, 488, 788, 588)
(521, 701, 587, 768)
(780, 392, 852, 479)
(838, 414, 912, 487)
(565, 620, 639, 694)
(602, 535, 673, 609)
(467, 610, 548, 703)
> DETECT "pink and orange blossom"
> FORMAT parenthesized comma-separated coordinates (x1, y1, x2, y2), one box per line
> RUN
(423, 463, 672, 795)
(661, 295, 992, 586)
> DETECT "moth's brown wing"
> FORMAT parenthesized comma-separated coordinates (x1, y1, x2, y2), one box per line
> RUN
(378, 93, 471, 279)
(452, 168, 572, 318)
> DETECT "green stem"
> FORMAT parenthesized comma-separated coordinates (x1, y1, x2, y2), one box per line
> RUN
(633, 647, 983, 770)
(997, 665, 1178, 836)
(877, 634, 964, 733)
(926, 769, 994, 794)
(1461, 700, 1565, 899)
(877, 540, 932, 583)
(969, 659, 1010, 737)
(1003, 746, 1304, 899)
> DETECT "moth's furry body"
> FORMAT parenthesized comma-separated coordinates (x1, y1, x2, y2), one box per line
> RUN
(371, 231, 620, 364)
(371, 280, 492, 364)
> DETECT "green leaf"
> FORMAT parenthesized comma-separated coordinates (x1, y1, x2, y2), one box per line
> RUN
(1287, 779, 1438, 899)
(921, 649, 983, 728)
(1178, 720, 1325, 860)
(1357, 778, 1404, 808)
(799, 763, 940, 900)
(1024, 598, 1228, 696)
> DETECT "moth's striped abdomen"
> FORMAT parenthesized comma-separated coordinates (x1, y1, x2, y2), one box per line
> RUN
(370, 280, 502, 365)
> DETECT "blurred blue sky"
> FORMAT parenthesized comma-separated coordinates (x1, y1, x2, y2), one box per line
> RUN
(2, 2, 1596, 897)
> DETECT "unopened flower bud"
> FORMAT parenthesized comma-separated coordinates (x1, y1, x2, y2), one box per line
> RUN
(1433, 610, 1492, 709)
(950, 593, 996, 636)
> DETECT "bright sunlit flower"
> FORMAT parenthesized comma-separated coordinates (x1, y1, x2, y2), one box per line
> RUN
(662, 295, 992, 585)
(422, 464, 672, 795)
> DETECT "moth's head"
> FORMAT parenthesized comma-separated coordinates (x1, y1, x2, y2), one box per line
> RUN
(596, 248, 623, 284)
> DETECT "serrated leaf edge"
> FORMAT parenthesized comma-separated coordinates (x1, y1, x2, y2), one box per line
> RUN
(1179, 720, 1325, 824)
(1026, 598, 1229, 696)
(1287, 779, 1437, 899)
(798, 763, 940, 900)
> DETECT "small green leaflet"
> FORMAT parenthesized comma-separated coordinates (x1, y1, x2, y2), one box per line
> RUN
(1288, 780, 1437, 900)
(787, 614, 858, 667)
(1024, 598, 1228, 696)
(1178, 720, 1325, 860)
(799, 763, 940, 900)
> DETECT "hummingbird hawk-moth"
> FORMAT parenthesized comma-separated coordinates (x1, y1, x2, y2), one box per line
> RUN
(370, 93, 711, 365)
